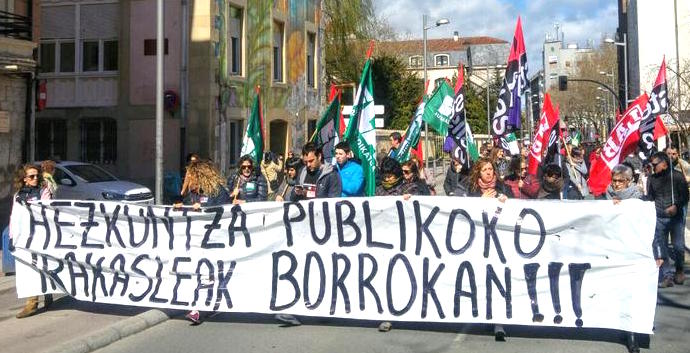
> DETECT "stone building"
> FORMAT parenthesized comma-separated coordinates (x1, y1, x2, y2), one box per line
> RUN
(0, 0, 39, 226)
(35, 0, 325, 188)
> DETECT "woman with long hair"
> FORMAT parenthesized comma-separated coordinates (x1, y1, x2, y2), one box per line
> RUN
(11, 164, 53, 318)
(503, 156, 539, 199)
(402, 159, 430, 195)
(465, 158, 513, 200)
(229, 155, 268, 204)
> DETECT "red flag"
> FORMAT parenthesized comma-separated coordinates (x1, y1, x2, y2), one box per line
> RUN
(654, 117, 668, 139)
(588, 93, 650, 195)
(455, 63, 464, 94)
(638, 57, 669, 157)
(528, 93, 559, 175)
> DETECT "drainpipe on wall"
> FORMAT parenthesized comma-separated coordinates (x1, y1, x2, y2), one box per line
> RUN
(180, 0, 189, 169)
(24, 72, 36, 162)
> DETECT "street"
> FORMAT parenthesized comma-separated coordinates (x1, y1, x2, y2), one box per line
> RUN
(92, 281, 690, 353)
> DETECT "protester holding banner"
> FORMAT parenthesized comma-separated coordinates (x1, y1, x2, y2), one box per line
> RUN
(12, 164, 53, 318)
(275, 157, 303, 202)
(375, 157, 419, 197)
(402, 159, 430, 195)
(290, 142, 341, 201)
(646, 152, 688, 288)
(605, 164, 642, 202)
(503, 156, 539, 199)
(180, 153, 200, 198)
(229, 155, 268, 204)
(465, 158, 512, 200)
(537, 164, 581, 200)
(443, 158, 469, 196)
(408, 154, 435, 195)
(334, 142, 364, 197)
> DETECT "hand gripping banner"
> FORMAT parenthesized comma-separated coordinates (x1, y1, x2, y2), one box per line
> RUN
(10, 197, 657, 333)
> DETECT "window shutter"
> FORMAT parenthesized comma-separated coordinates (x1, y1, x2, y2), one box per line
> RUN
(42, 5, 75, 39)
(80, 3, 119, 39)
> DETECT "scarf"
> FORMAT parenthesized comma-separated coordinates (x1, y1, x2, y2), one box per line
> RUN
(382, 176, 402, 190)
(605, 185, 642, 200)
(477, 175, 496, 194)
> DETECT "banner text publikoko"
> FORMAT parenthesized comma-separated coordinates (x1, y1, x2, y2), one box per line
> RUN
(10, 197, 657, 333)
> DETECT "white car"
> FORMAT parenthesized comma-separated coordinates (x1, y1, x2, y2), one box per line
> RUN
(40, 161, 154, 205)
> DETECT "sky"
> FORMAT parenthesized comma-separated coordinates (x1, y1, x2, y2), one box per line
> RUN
(375, 0, 619, 75)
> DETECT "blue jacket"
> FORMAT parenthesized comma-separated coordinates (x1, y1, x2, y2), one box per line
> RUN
(337, 160, 364, 197)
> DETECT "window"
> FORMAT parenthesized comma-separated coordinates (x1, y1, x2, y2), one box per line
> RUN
(40, 43, 56, 73)
(144, 39, 168, 56)
(434, 78, 446, 90)
(409, 55, 422, 68)
(228, 6, 243, 76)
(103, 40, 118, 71)
(82, 41, 99, 72)
(273, 21, 284, 82)
(229, 120, 243, 165)
(306, 32, 316, 87)
(35, 119, 67, 161)
(307, 119, 317, 140)
(434, 54, 449, 67)
(59, 42, 75, 72)
(80, 118, 117, 164)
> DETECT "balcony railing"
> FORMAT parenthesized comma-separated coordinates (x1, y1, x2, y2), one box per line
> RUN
(0, 10, 32, 41)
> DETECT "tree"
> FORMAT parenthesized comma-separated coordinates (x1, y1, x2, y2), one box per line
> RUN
(549, 43, 618, 140)
(666, 58, 690, 149)
(369, 55, 423, 130)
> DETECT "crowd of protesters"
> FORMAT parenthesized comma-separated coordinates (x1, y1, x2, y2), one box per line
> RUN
(7, 131, 688, 342)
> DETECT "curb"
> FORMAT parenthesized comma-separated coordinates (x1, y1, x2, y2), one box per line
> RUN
(40, 309, 172, 353)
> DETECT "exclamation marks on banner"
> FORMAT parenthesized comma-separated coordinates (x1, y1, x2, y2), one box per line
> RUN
(523, 263, 544, 322)
(568, 263, 591, 328)
(547, 262, 564, 324)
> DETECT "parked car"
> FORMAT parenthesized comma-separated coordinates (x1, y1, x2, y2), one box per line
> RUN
(37, 161, 154, 205)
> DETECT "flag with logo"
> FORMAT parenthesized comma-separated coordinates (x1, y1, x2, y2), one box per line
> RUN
(588, 93, 650, 195)
(240, 87, 264, 163)
(396, 98, 426, 163)
(343, 41, 377, 196)
(528, 93, 559, 175)
(447, 64, 479, 168)
(638, 57, 669, 159)
(311, 85, 341, 164)
(491, 17, 528, 153)
(422, 80, 455, 135)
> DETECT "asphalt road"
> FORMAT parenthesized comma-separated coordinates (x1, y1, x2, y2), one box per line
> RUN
(94, 279, 690, 353)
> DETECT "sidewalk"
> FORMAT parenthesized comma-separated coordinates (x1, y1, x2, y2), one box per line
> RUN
(0, 255, 174, 353)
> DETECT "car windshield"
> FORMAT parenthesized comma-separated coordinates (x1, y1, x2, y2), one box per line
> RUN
(65, 165, 117, 183)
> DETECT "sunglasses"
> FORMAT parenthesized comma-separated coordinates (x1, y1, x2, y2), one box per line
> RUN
(240, 165, 252, 170)
(611, 178, 629, 183)
(25, 174, 39, 179)
(402, 169, 412, 174)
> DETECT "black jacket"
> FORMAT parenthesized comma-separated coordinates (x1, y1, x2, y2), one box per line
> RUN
(290, 163, 342, 200)
(186, 186, 231, 207)
(646, 168, 689, 218)
(443, 166, 468, 196)
(228, 172, 268, 202)
(15, 186, 41, 203)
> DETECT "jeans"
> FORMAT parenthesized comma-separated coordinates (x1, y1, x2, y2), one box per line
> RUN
(654, 214, 686, 279)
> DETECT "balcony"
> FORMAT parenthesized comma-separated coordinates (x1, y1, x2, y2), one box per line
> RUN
(0, 10, 32, 41)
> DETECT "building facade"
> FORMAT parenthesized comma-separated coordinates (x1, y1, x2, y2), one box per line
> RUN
(377, 37, 510, 94)
(542, 38, 594, 91)
(0, 0, 38, 226)
(35, 0, 325, 188)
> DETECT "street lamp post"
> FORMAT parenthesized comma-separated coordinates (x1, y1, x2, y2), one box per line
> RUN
(422, 15, 449, 172)
(605, 33, 628, 109)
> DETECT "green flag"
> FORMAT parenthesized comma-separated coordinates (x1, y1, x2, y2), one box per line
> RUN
(501, 132, 520, 155)
(395, 99, 426, 163)
(422, 81, 455, 135)
(311, 93, 341, 164)
(466, 123, 480, 161)
(240, 91, 264, 164)
(343, 57, 377, 196)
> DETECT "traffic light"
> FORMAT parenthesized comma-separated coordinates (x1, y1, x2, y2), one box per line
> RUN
(558, 75, 568, 91)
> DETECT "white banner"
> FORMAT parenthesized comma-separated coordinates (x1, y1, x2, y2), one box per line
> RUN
(10, 197, 658, 333)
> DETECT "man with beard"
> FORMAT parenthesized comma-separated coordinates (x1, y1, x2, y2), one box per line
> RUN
(290, 142, 342, 201)
(647, 151, 689, 288)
